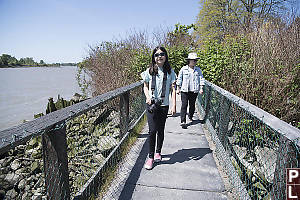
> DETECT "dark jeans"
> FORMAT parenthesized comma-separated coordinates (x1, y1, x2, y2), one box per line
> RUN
(146, 104, 169, 159)
(180, 92, 198, 123)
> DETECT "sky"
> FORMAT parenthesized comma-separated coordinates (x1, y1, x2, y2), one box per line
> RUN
(0, 0, 200, 64)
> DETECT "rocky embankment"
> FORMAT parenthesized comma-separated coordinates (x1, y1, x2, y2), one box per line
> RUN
(0, 94, 121, 199)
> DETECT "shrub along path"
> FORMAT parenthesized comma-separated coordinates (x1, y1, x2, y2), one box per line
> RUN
(102, 95, 228, 200)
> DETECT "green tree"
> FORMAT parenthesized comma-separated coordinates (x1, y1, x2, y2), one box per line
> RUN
(19, 58, 26, 65)
(23, 57, 35, 65)
(195, 0, 292, 43)
(195, 0, 242, 42)
(0, 54, 18, 66)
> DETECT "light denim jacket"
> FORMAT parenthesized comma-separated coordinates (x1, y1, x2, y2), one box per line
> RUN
(141, 67, 176, 106)
(176, 65, 205, 93)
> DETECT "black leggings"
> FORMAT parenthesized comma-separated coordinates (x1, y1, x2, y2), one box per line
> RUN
(180, 92, 198, 123)
(146, 104, 169, 159)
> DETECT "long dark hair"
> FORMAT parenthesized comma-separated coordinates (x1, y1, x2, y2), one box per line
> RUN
(149, 46, 171, 75)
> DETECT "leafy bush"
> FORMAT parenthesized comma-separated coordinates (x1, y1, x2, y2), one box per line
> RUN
(222, 20, 299, 126)
(195, 18, 299, 127)
(79, 35, 151, 96)
(167, 45, 190, 74)
(196, 40, 228, 84)
(78, 25, 195, 96)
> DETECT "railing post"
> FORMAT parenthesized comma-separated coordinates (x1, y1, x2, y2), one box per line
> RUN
(271, 137, 299, 200)
(203, 85, 211, 122)
(219, 95, 232, 151)
(120, 91, 130, 137)
(42, 124, 70, 199)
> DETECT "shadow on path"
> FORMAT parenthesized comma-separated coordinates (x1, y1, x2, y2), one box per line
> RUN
(118, 136, 149, 200)
(160, 148, 212, 165)
(187, 119, 201, 127)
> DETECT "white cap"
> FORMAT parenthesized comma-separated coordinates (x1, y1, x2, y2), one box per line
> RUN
(186, 52, 200, 60)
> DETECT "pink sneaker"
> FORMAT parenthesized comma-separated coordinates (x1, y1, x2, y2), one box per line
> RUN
(144, 158, 154, 170)
(154, 153, 162, 162)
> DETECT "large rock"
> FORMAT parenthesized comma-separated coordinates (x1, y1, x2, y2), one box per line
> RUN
(5, 188, 18, 199)
(18, 178, 27, 190)
(32, 192, 42, 200)
(254, 146, 277, 183)
(97, 136, 118, 153)
(0, 167, 9, 174)
(95, 154, 105, 163)
(5, 173, 21, 185)
(10, 159, 21, 170)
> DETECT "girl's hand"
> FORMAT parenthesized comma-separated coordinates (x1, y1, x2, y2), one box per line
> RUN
(171, 105, 176, 115)
(199, 88, 203, 95)
(176, 86, 180, 95)
(146, 97, 152, 105)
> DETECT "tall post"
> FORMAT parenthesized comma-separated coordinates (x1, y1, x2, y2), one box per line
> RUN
(271, 136, 299, 200)
(42, 124, 70, 199)
(219, 95, 232, 151)
(202, 86, 211, 123)
(120, 91, 130, 137)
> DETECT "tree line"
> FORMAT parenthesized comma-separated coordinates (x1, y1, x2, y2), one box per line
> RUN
(0, 54, 77, 67)
(77, 0, 299, 128)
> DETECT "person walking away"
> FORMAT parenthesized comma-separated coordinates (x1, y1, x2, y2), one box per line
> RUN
(176, 52, 205, 129)
(141, 46, 177, 170)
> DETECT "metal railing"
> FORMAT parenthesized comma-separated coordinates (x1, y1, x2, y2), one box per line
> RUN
(0, 81, 145, 199)
(197, 80, 300, 200)
(1, 79, 299, 199)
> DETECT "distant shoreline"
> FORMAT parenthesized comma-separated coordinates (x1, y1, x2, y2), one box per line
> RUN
(0, 65, 77, 68)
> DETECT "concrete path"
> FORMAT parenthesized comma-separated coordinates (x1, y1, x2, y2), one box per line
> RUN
(107, 97, 227, 200)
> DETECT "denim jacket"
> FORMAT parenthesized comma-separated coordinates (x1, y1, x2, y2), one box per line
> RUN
(141, 68, 176, 106)
(176, 65, 205, 93)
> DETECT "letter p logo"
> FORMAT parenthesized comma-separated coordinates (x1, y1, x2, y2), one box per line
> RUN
(289, 170, 299, 183)
(287, 168, 300, 200)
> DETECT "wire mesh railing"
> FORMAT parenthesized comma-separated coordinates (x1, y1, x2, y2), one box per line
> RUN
(197, 80, 300, 200)
(2, 78, 298, 199)
(0, 81, 145, 199)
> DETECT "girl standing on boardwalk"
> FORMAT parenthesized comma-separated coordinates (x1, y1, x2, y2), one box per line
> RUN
(176, 53, 205, 128)
(141, 46, 177, 170)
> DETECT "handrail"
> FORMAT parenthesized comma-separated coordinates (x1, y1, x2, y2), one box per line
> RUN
(197, 80, 300, 200)
(2, 78, 298, 199)
(0, 81, 143, 155)
(205, 81, 300, 144)
(0, 80, 145, 199)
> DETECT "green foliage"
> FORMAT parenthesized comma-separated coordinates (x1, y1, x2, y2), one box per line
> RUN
(79, 39, 150, 95)
(168, 23, 196, 47)
(167, 45, 190, 74)
(235, 119, 264, 148)
(194, 29, 298, 128)
(77, 19, 298, 129)
(195, 0, 290, 44)
(0, 54, 74, 67)
(127, 47, 151, 81)
(76, 60, 91, 98)
(78, 24, 196, 96)
(220, 36, 251, 89)
(196, 40, 228, 84)
(172, 23, 196, 34)
(0, 54, 50, 67)
(0, 54, 18, 66)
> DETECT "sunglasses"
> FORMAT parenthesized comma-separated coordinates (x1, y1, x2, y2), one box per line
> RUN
(154, 52, 165, 57)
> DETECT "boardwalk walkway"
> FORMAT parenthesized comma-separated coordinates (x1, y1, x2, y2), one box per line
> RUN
(103, 96, 228, 200)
